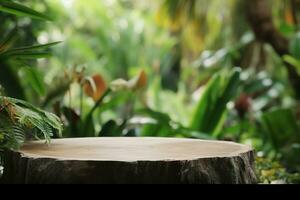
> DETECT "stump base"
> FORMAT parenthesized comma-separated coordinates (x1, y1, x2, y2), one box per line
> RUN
(3, 137, 257, 184)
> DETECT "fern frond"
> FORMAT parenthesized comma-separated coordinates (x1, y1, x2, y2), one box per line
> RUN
(0, 96, 63, 150)
(0, 124, 26, 149)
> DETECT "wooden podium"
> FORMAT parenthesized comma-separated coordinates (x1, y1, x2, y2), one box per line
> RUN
(2, 137, 257, 184)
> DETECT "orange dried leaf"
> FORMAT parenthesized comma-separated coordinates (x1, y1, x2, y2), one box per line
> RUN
(134, 70, 148, 90)
(83, 74, 107, 101)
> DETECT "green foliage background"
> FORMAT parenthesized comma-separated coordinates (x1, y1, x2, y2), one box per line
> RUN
(1, 0, 300, 183)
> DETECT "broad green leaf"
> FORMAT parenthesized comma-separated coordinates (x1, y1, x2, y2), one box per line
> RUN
(99, 120, 125, 137)
(140, 123, 175, 137)
(137, 108, 178, 137)
(136, 108, 213, 139)
(0, 1, 52, 21)
(261, 108, 300, 150)
(190, 68, 241, 135)
(191, 74, 221, 131)
(190, 74, 221, 133)
(137, 108, 172, 124)
(209, 68, 241, 135)
(178, 127, 215, 140)
(22, 67, 46, 96)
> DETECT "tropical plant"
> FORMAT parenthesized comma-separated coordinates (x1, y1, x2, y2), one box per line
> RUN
(129, 68, 241, 139)
(0, 0, 62, 150)
(55, 68, 148, 138)
(190, 68, 241, 136)
(0, 0, 60, 99)
(0, 96, 62, 149)
(1, 0, 300, 183)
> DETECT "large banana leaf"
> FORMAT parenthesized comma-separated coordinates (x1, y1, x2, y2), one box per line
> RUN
(190, 68, 241, 136)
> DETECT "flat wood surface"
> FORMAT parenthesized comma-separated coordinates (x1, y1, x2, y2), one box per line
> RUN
(19, 137, 252, 162)
(4, 137, 257, 184)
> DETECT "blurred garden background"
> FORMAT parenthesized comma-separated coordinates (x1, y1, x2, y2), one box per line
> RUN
(1, 0, 300, 183)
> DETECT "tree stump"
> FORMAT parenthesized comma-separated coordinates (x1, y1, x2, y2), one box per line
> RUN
(3, 137, 257, 184)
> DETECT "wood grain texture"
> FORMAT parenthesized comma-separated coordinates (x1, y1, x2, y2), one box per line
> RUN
(3, 137, 257, 184)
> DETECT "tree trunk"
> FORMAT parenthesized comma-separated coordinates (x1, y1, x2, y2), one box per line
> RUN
(246, 0, 300, 98)
(3, 137, 257, 184)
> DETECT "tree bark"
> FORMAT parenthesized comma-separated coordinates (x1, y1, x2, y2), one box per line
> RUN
(3, 138, 257, 184)
(246, 0, 300, 98)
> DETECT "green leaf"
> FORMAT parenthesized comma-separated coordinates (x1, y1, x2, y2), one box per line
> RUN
(0, 0, 52, 21)
(290, 32, 300, 60)
(4, 41, 62, 54)
(261, 108, 300, 150)
(136, 108, 208, 138)
(179, 128, 215, 140)
(140, 123, 175, 137)
(0, 29, 17, 54)
(22, 67, 46, 96)
(0, 96, 63, 149)
(283, 55, 300, 76)
(190, 74, 221, 132)
(1, 42, 61, 60)
(190, 68, 241, 135)
(137, 108, 172, 124)
(136, 108, 177, 137)
(99, 120, 125, 137)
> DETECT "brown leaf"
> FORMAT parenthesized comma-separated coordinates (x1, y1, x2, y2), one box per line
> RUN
(83, 74, 107, 101)
(133, 70, 148, 90)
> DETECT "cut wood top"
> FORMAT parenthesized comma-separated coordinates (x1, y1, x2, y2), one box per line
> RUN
(19, 137, 253, 162)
